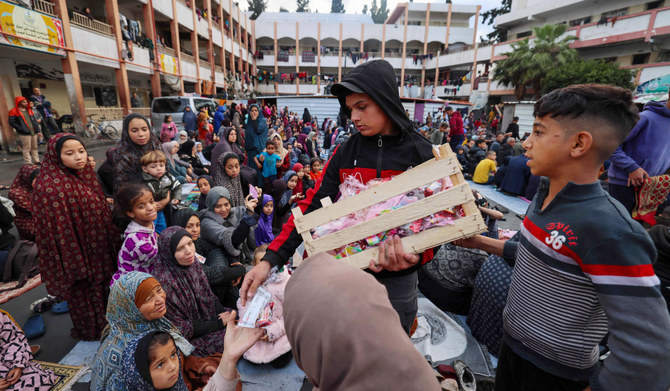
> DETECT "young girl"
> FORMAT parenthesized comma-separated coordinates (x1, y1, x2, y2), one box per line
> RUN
(301, 163, 315, 193)
(212, 152, 247, 207)
(237, 245, 292, 367)
(113, 113, 162, 194)
(195, 142, 211, 167)
(178, 140, 209, 176)
(162, 142, 193, 183)
(254, 194, 275, 246)
(197, 175, 213, 211)
(291, 163, 304, 197)
(33, 134, 119, 340)
(122, 325, 263, 390)
(200, 186, 258, 265)
(161, 115, 178, 143)
(197, 113, 213, 145)
(308, 157, 323, 182)
(110, 184, 158, 286)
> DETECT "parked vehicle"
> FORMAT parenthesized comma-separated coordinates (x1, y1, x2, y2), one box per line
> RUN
(150, 96, 217, 133)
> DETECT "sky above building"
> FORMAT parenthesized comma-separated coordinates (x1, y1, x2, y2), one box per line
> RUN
(252, 0, 499, 41)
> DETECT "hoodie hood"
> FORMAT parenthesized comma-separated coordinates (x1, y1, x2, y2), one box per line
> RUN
(643, 100, 670, 118)
(332, 60, 412, 136)
(216, 105, 226, 113)
(14, 96, 28, 108)
(206, 186, 231, 211)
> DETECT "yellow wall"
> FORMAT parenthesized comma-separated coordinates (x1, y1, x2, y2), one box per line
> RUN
(30, 78, 72, 116)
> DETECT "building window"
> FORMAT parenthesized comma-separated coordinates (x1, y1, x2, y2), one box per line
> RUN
(603, 57, 617, 63)
(646, 1, 663, 10)
(516, 31, 531, 39)
(82, 85, 95, 99)
(658, 50, 670, 62)
(569, 16, 592, 27)
(601, 8, 628, 19)
(632, 53, 650, 65)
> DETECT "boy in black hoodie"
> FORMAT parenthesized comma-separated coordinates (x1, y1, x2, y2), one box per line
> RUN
(240, 60, 434, 332)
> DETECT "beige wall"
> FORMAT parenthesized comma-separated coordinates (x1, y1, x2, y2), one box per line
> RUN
(30, 78, 72, 116)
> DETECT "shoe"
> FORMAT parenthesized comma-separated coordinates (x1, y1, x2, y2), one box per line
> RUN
(453, 360, 476, 391)
(51, 301, 69, 314)
(30, 295, 58, 313)
(30, 345, 41, 357)
(23, 314, 45, 339)
(492, 205, 509, 214)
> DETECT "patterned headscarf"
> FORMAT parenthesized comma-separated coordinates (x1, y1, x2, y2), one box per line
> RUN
(212, 152, 244, 207)
(8, 164, 39, 240)
(32, 134, 118, 300)
(90, 272, 193, 391)
(113, 114, 162, 193)
(122, 331, 189, 391)
(151, 227, 223, 356)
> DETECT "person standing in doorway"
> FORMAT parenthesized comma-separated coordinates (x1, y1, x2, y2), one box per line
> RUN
(9, 97, 40, 165)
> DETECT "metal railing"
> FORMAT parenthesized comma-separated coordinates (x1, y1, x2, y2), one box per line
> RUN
(71, 11, 113, 36)
(33, 0, 55, 16)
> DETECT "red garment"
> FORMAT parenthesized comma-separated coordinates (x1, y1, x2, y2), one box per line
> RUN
(8, 164, 39, 241)
(32, 134, 119, 340)
(308, 170, 321, 182)
(448, 111, 464, 136)
(198, 122, 213, 144)
(7, 96, 34, 130)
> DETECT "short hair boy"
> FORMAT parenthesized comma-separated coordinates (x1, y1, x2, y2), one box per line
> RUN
(459, 84, 670, 391)
(254, 140, 282, 190)
(140, 150, 182, 204)
(472, 150, 497, 185)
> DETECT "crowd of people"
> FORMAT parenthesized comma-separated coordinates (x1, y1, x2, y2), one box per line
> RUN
(0, 58, 669, 391)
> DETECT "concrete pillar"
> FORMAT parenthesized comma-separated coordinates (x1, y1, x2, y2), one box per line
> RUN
(0, 65, 14, 148)
(338, 23, 342, 82)
(400, 3, 408, 96)
(295, 22, 300, 95)
(206, 0, 215, 95)
(219, 4, 226, 89)
(237, 7, 243, 75)
(228, 0, 235, 76)
(381, 24, 386, 60)
(420, 3, 430, 98)
(171, 0, 185, 95)
(105, 0, 131, 115)
(360, 24, 364, 53)
(251, 19, 257, 76)
(274, 21, 278, 95)
(434, 3, 452, 94)
(470, 6, 481, 90)
(244, 16, 250, 76)
(143, 0, 162, 99)
(53, 0, 86, 132)
(317, 22, 321, 94)
(190, 0, 201, 94)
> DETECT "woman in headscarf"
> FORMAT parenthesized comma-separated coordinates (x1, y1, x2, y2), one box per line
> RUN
(151, 226, 228, 356)
(163, 141, 193, 183)
(90, 272, 195, 390)
(244, 104, 269, 187)
(212, 152, 247, 208)
(305, 131, 318, 159)
(8, 164, 39, 241)
(302, 108, 311, 123)
(0, 309, 56, 390)
(195, 142, 211, 167)
(182, 106, 198, 137)
(197, 112, 213, 145)
(172, 208, 246, 308)
(211, 127, 243, 177)
(33, 134, 119, 340)
(269, 131, 290, 178)
(177, 140, 209, 176)
(176, 130, 189, 144)
(268, 178, 290, 233)
(296, 133, 309, 164)
(284, 253, 440, 391)
(113, 114, 162, 194)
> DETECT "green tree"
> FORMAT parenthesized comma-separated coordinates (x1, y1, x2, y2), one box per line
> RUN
(362, 4, 368, 14)
(330, 0, 345, 13)
(493, 24, 579, 99)
(541, 59, 634, 94)
(247, 0, 267, 20)
(370, 0, 389, 23)
(480, 0, 511, 43)
(296, 0, 310, 12)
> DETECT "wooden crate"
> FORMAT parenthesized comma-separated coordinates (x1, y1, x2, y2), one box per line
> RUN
(292, 143, 487, 269)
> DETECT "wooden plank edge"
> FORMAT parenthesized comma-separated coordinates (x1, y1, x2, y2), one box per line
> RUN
(294, 156, 462, 233)
(305, 182, 473, 254)
(304, 214, 488, 270)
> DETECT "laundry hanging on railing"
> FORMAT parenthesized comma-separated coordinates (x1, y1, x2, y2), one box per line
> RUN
(277, 51, 289, 62)
(302, 51, 315, 63)
(412, 53, 434, 65)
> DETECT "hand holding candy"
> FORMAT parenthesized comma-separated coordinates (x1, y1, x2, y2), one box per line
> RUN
(369, 235, 420, 273)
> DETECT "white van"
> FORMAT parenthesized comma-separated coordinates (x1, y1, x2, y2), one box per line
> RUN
(150, 96, 218, 133)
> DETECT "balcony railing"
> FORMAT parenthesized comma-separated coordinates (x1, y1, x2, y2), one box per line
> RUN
(131, 107, 151, 117)
(71, 12, 113, 36)
(199, 59, 211, 69)
(157, 46, 177, 57)
(87, 107, 125, 121)
(33, 0, 55, 16)
(180, 52, 196, 63)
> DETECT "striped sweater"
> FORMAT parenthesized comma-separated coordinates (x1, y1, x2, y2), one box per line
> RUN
(502, 178, 670, 391)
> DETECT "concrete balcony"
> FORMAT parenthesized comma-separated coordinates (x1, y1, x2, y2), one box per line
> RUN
(197, 17, 209, 39)
(257, 83, 321, 95)
(434, 83, 471, 98)
(154, 0, 173, 19)
(631, 63, 670, 85)
(126, 47, 153, 74)
(181, 56, 198, 81)
(212, 26, 223, 47)
(215, 70, 225, 85)
(176, 1, 194, 31)
(71, 26, 118, 67)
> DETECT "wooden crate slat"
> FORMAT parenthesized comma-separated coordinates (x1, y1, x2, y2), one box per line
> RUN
(331, 214, 487, 269)
(294, 155, 462, 233)
(290, 206, 315, 245)
(304, 182, 473, 254)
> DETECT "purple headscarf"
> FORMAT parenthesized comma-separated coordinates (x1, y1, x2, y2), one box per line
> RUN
(254, 194, 275, 246)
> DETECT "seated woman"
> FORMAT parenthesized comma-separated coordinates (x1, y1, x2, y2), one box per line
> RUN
(178, 140, 209, 176)
(172, 208, 246, 308)
(8, 164, 40, 241)
(163, 141, 193, 184)
(0, 310, 56, 390)
(90, 272, 195, 391)
(212, 152, 250, 208)
(201, 187, 258, 265)
(152, 226, 230, 357)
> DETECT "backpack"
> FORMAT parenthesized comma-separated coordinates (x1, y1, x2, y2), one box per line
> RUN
(1, 240, 40, 292)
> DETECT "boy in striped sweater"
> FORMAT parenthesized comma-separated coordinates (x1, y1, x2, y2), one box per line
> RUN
(458, 85, 670, 391)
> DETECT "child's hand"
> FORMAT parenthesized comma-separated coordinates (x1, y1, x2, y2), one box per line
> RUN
(255, 187, 263, 198)
(5, 367, 22, 385)
(256, 162, 262, 169)
(245, 194, 258, 211)
(171, 199, 180, 205)
(259, 154, 265, 162)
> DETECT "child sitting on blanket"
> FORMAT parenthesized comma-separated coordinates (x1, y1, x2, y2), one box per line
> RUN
(236, 245, 293, 368)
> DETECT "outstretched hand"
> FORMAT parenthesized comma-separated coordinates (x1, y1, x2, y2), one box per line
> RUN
(368, 235, 420, 273)
(222, 311, 265, 361)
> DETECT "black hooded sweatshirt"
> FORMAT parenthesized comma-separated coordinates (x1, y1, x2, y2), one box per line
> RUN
(265, 60, 435, 278)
